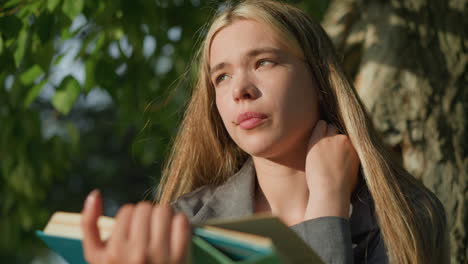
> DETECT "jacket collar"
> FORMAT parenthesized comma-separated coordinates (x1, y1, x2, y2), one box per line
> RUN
(176, 158, 377, 238)
(189, 158, 256, 224)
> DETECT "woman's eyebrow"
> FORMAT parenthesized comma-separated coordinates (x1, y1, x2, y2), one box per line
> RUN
(210, 62, 227, 76)
(209, 47, 283, 76)
(246, 47, 283, 57)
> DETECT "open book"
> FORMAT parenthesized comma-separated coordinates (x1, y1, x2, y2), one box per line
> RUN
(36, 212, 324, 264)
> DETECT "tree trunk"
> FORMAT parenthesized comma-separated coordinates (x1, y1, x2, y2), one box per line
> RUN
(322, 0, 467, 263)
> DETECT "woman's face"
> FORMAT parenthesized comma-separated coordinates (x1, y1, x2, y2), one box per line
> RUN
(209, 19, 320, 159)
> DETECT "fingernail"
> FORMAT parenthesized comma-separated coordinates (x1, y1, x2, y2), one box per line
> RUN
(84, 189, 100, 211)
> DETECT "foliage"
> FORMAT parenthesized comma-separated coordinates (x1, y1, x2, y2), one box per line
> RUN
(0, 0, 328, 262)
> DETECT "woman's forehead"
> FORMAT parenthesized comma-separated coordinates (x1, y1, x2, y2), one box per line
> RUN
(208, 19, 292, 66)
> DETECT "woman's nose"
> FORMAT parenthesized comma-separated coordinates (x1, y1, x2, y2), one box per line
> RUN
(232, 73, 260, 102)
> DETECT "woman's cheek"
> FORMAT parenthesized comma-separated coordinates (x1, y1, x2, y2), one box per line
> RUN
(216, 100, 236, 138)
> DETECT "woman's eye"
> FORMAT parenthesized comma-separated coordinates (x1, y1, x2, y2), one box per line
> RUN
(215, 74, 229, 84)
(257, 59, 275, 68)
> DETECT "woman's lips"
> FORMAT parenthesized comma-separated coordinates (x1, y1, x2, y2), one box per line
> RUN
(239, 117, 266, 129)
(236, 112, 268, 130)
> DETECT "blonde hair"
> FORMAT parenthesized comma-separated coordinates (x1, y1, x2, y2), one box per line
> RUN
(158, 1, 449, 263)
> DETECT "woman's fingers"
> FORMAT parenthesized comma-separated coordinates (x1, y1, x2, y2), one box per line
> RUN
(308, 120, 328, 148)
(130, 202, 153, 263)
(81, 198, 191, 264)
(170, 213, 191, 264)
(129, 202, 153, 249)
(106, 204, 134, 254)
(326, 123, 339, 137)
(81, 190, 105, 263)
(148, 204, 174, 262)
(121, 202, 153, 264)
(304, 120, 361, 220)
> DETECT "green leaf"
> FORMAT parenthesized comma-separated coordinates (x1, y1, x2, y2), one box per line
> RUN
(47, 0, 62, 12)
(4, 0, 23, 8)
(19, 64, 43, 85)
(52, 76, 81, 114)
(53, 54, 65, 65)
(24, 1, 42, 17)
(36, 13, 54, 43)
(0, 15, 23, 40)
(66, 122, 80, 153)
(14, 29, 27, 68)
(92, 34, 106, 54)
(17, 1, 40, 19)
(34, 38, 55, 72)
(0, 35, 3, 55)
(23, 79, 46, 108)
(112, 28, 124, 40)
(62, 0, 84, 20)
(84, 60, 96, 92)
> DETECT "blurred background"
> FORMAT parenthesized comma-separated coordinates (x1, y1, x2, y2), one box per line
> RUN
(0, 0, 465, 263)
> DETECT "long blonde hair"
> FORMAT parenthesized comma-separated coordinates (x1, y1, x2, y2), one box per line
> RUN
(157, 1, 449, 263)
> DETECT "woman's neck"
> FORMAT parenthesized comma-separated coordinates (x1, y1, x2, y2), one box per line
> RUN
(252, 156, 310, 226)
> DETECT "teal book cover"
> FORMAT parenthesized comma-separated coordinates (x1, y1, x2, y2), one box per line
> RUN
(36, 212, 323, 264)
(36, 231, 87, 264)
(36, 229, 281, 264)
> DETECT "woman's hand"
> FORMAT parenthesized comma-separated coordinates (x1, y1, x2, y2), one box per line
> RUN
(81, 190, 191, 264)
(304, 120, 360, 220)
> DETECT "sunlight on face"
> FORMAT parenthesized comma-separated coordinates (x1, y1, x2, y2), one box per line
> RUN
(209, 19, 320, 160)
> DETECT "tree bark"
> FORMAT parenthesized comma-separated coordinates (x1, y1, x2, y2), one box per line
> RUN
(322, 0, 467, 263)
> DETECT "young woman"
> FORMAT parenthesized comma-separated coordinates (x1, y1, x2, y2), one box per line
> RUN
(81, 1, 449, 263)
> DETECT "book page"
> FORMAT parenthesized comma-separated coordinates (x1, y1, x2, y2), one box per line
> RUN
(43, 212, 114, 240)
(202, 215, 324, 264)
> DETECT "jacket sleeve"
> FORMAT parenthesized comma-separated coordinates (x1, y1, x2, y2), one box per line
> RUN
(289, 217, 353, 264)
(290, 217, 389, 264)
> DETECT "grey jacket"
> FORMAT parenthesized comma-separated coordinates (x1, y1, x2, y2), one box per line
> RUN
(171, 159, 388, 264)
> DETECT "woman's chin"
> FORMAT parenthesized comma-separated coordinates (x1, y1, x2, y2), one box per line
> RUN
(237, 141, 278, 158)
(234, 132, 308, 161)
